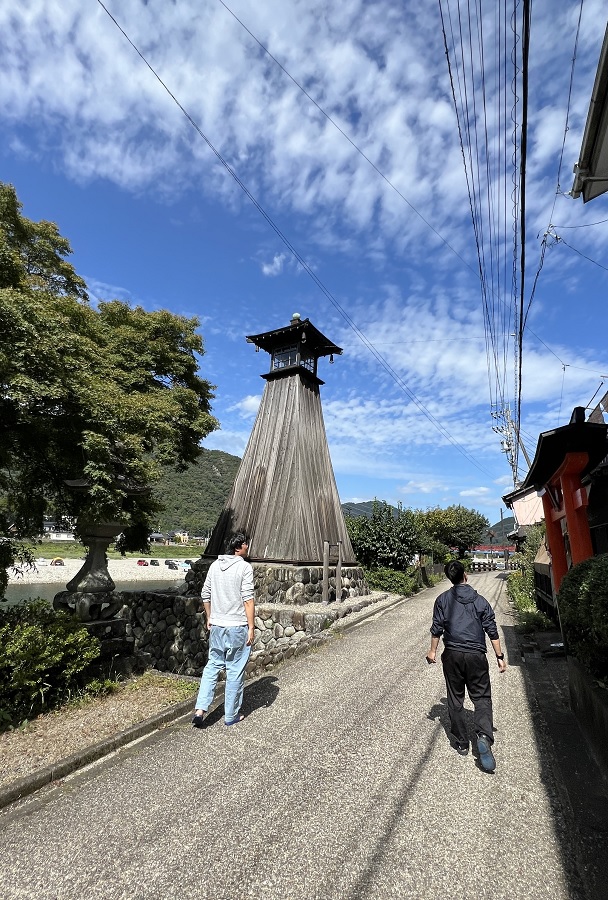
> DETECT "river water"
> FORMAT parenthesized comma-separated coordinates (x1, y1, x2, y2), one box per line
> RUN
(2, 579, 184, 607)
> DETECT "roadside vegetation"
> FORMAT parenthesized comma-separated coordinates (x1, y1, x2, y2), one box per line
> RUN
(345, 500, 486, 595)
(557, 554, 608, 684)
(0, 599, 197, 731)
(0, 600, 105, 729)
(505, 524, 553, 632)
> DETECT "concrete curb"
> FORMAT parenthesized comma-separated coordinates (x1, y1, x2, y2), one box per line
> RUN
(0, 586, 429, 810)
(0, 694, 198, 810)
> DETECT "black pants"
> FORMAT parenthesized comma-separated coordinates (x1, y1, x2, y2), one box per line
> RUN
(441, 648, 494, 745)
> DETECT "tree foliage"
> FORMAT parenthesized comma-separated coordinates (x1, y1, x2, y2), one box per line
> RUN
(0, 182, 218, 586)
(345, 501, 420, 570)
(416, 505, 489, 558)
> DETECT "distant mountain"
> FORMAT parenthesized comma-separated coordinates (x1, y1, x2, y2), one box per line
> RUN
(152, 449, 241, 535)
(341, 500, 399, 519)
(483, 516, 515, 544)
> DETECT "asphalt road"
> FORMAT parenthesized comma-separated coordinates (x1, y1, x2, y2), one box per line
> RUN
(0, 573, 604, 899)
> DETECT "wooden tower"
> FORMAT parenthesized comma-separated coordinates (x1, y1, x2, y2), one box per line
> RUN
(205, 313, 357, 566)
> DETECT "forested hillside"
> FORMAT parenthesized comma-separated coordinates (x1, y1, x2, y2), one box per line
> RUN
(483, 516, 515, 544)
(152, 449, 240, 535)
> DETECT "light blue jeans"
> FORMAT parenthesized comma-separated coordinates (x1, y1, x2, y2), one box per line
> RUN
(195, 625, 251, 722)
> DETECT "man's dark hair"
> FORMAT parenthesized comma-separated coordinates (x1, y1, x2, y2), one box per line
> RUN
(227, 532, 249, 554)
(444, 560, 465, 584)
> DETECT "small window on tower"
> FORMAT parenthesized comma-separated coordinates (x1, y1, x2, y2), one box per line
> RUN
(272, 344, 299, 370)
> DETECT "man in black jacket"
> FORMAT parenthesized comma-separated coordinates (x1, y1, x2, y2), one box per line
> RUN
(426, 560, 507, 772)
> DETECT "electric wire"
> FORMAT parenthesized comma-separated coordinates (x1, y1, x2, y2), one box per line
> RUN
(94, 0, 496, 479)
(214, 0, 480, 283)
(440, 0, 522, 482)
(515, 0, 530, 476)
(519, 0, 585, 364)
(552, 217, 608, 228)
(221, 0, 570, 441)
(557, 236, 608, 272)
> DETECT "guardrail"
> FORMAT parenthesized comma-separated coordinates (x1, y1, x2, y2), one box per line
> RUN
(469, 560, 517, 572)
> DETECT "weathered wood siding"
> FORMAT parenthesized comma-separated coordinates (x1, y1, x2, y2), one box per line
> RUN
(205, 370, 357, 564)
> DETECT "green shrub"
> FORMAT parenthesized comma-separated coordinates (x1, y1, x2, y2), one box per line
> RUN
(558, 554, 608, 679)
(364, 567, 420, 595)
(0, 600, 101, 728)
(504, 524, 553, 633)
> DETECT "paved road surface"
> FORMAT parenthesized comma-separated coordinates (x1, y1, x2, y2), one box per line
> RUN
(0, 573, 603, 899)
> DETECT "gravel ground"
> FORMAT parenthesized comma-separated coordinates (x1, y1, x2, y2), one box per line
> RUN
(0, 673, 198, 788)
(8, 557, 192, 586)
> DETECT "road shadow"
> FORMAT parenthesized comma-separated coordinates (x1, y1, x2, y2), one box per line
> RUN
(203, 674, 280, 726)
(501, 620, 608, 900)
(427, 697, 498, 774)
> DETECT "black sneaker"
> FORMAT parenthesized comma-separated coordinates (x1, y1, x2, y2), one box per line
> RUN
(191, 714, 206, 729)
(476, 733, 496, 772)
(455, 742, 469, 756)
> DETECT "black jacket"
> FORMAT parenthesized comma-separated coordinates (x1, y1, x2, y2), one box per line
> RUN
(430, 583, 499, 653)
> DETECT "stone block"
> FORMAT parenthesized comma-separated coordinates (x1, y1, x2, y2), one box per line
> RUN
(294, 567, 310, 584)
(291, 611, 305, 630)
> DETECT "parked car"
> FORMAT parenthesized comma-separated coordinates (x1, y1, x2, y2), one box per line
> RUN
(137, 559, 149, 566)
(167, 561, 178, 570)
(149, 559, 160, 566)
(164, 559, 174, 566)
(50, 557, 65, 566)
(184, 560, 193, 565)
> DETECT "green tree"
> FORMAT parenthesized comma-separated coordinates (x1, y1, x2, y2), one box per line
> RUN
(0, 182, 218, 592)
(345, 501, 420, 570)
(419, 505, 489, 559)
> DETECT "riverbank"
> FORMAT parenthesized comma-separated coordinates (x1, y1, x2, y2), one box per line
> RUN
(8, 557, 195, 586)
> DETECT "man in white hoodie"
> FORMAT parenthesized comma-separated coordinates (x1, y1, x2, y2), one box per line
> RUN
(192, 532, 255, 728)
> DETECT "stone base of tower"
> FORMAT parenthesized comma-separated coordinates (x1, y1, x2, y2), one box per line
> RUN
(184, 558, 369, 604)
(252, 563, 369, 605)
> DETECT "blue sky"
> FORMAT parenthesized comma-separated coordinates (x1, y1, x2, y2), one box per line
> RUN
(2, 0, 608, 528)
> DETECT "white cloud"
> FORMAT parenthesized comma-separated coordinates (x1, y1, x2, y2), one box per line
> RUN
(261, 253, 286, 276)
(459, 487, 491, 499)
(228, 394, 262, 418)
(202, 428, 250, 456)
(399, 480, 446, 495)
(86, 277, 134, 303)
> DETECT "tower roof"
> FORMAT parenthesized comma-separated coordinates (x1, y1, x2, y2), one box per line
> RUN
(246, 316, 342, 359)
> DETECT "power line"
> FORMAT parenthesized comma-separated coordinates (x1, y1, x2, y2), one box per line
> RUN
(214, 0, 480, 282)
(94, 0, 497, 479)
(223, 0, 573, 430)
(515, 0, 531, 477)
(552, 217, 608, 229)
(557, 235, 608, 273)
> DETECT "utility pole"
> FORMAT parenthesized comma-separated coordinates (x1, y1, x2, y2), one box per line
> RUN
(491, 404, 532, 485)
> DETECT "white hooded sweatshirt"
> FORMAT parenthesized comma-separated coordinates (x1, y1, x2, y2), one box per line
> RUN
(201, 554, 254, 626)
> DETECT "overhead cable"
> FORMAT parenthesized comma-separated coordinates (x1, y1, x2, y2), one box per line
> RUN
(94, 0, 497, 479)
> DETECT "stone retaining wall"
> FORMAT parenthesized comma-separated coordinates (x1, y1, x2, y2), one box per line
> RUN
(185, 561, 369, 605)
(116, 588, 388, 678)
